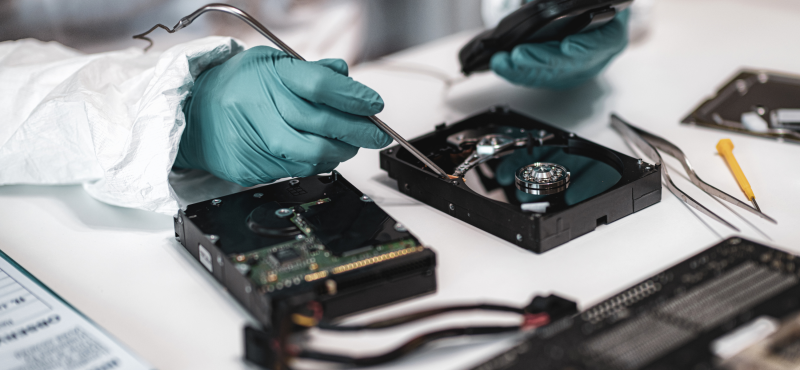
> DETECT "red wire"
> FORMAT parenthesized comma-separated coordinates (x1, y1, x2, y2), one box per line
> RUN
(309, 301, 323, 322)
(522, 313, 550, 329)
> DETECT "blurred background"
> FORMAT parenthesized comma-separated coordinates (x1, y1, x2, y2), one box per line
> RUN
(0, 0, 493, 64)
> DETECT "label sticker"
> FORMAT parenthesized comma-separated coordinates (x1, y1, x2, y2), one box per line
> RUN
(198, 244, 213, 273)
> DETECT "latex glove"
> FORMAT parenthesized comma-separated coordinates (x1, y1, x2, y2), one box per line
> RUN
(490, 9, 630, 89)
(174, 46, 391, 186)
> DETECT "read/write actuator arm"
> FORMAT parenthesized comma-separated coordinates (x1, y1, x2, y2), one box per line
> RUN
(451, 130, 556, 177)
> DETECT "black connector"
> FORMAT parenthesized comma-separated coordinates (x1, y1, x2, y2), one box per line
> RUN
(524, 294, 578, 321)
(244, 326, 277, 369)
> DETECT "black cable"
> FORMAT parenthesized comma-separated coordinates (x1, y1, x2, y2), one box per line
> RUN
(317, 304, 524, 332)
(297, 325, 520, 367)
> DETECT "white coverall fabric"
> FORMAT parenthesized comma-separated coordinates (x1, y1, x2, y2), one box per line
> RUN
(0, 37, 245, 215)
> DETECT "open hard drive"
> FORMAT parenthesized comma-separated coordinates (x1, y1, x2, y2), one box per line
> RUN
(172, 173, 437, 367)
(682, 70, 800, 144)
(380, 107, 661, 253)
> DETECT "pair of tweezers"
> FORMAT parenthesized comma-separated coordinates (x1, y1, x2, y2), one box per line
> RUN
(611, 114, 777, 231)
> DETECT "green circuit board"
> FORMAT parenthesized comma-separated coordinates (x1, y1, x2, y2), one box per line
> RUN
(229, 198, 422, 293)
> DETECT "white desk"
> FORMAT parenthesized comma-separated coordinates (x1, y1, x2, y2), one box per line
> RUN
(1, 0, 799, 369)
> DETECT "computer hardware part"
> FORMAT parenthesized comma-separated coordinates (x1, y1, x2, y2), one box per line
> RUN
(459, 0, 633, 75)
(682, 70, 800, 144)
(379, 107, 661, 253)
(473, 237, 800, 370)
(720, 312, 800, 370)
(172, 173, 437, 368)
(264, 294, 576, 368)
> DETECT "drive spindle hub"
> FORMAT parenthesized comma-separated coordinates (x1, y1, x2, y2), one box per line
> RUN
(515, 162, 570, 195)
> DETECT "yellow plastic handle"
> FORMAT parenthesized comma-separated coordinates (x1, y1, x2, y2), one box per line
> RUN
(716, 139, 755, 201)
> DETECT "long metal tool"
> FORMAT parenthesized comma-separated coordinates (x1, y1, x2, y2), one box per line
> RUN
(611, 115, 741, 231)
(133, 3, 451, 178)
(613, 115, 776, 224)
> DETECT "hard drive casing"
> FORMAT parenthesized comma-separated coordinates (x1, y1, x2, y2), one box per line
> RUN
(172, 174, 437, 368)
(380, 107, 661, 253)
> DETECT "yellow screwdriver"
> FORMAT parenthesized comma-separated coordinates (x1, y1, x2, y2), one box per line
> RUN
(716, 139, 761, 212)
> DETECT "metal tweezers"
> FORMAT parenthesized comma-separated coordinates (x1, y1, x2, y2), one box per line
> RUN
(611, 114, 777, 231)
(133, 3, 452, 179)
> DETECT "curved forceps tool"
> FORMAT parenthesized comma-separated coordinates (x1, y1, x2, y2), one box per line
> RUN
(611, 115, 777, 232)
(133, 3, 451, 179)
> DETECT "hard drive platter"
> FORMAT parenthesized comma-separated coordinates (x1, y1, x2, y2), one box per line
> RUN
(380, 107, 662, 253)
(459, 133, 623, 212)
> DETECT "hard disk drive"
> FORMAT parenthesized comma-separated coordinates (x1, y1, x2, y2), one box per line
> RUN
(172, 173, 437, 366)
(380, 107, 661, 253)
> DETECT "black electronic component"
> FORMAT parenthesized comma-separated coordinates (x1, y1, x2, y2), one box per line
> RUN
(525, 294, 578, 322)
(473, 237, 800, 370)
(271, 248, 301, 265)
(380, 107, 661, 253)
(682, 69, 800, 144)
(173, 173, 437, 369)
(459, 0, 633, 75)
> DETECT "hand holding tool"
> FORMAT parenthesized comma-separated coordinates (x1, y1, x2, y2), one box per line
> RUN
(134, 3, 451, 179)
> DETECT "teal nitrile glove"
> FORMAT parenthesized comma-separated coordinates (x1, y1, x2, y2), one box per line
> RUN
(490, 9, 630, 89)
(174, 46, 391, 186)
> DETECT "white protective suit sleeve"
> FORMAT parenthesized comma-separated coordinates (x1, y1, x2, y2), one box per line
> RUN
(0, 37, 245, 215)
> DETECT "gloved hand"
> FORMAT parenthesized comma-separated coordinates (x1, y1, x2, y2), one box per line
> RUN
(490, 9, 630, 89)
(174, 46, 391, 186)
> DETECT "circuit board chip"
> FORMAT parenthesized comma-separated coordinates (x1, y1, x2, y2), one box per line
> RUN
(272, 248, 301, 265)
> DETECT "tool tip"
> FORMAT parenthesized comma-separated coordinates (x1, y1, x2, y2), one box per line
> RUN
(752, 198, 762, 213)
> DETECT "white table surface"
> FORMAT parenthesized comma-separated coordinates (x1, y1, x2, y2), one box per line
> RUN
(1, 0, 799, 369)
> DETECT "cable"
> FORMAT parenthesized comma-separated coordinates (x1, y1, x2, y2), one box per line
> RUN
(317, 303, 525, 332)
(295, 325, 521, 367)
(284, 302, 550, 366)
(279, 297, 562, 367)
(370, 61, 468, 88)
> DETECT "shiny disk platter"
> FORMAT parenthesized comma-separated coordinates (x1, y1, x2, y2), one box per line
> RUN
(455, 130, 622, 211)
(380, 107, 662, 253)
